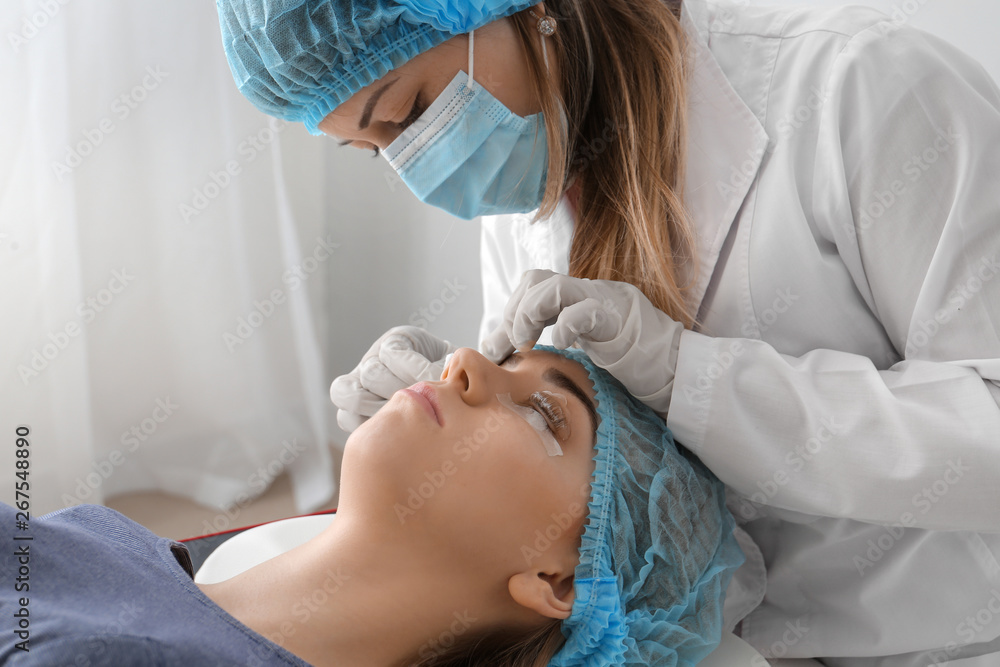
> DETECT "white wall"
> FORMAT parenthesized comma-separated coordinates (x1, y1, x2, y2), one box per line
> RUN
(323, 147, 484, 438)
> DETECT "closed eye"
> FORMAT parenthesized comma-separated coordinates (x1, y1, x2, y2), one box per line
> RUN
(342, 91, 426, 159)
(397, 92, 425, 130)
(528, 392, 569, 438)
(499, 352, 597, 444)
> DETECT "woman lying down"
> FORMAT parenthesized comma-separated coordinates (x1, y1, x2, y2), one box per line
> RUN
(0, 346, 744, 666)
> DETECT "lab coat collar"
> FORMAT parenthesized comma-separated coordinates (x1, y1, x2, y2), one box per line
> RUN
(679, 0, 770, 316)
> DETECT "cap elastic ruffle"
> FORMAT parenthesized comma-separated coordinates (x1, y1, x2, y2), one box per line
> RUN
(537, 346, 745, 667)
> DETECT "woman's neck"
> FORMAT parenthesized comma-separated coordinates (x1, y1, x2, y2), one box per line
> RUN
(196, 514, 487, 667)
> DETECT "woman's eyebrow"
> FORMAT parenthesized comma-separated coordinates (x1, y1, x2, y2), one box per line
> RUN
(359, 77, 399, 130)
(543, 368, 599, 436)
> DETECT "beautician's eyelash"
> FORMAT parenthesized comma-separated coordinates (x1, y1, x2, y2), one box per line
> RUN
(396, 92, 425, 131)
(529, 391, 568, 435)
(371, 94, 425, 159)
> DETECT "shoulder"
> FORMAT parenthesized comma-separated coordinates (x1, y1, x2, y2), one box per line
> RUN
(814, 11, 1000, 141)
(39, 503, 162, 549)
(688, 1, 913, 127)
(694, 0, 932, 86)
(40, 502, 136, 525)
(10, 635, 239, 666)
(697, 0, 893, 42)
(713, 1, 994, 91)
(701, 1, 998, 136)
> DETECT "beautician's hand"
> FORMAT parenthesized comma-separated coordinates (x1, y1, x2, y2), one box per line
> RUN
(330, 325, 457, 432)
(480, 270, 684, 418)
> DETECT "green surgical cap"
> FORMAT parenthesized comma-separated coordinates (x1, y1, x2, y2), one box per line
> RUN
(216, 0, 538, 134)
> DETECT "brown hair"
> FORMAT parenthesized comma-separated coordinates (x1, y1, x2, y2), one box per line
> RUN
(397, 618, 566, 667)
(510, 0, 698, 328)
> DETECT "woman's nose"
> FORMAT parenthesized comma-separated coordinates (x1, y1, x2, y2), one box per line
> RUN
(441, 347, 502, 406)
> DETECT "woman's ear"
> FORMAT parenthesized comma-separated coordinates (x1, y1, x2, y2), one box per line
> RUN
(508, 570, 575, 620)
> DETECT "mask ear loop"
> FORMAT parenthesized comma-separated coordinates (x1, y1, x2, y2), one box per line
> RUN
(467, 29, 475, 89)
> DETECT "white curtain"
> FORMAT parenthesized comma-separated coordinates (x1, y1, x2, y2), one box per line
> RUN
(1, 0, 335, 515)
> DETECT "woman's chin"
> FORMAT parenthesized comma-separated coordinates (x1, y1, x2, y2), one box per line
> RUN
(341, 403, 432, 494)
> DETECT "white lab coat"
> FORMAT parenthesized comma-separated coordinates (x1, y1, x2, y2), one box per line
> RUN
(479, 1, 1000, 663)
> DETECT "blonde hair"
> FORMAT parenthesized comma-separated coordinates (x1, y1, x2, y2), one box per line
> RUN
(511, 0, 698, 328)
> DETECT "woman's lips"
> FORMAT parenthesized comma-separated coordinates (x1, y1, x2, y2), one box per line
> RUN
(402, 382, 443, 426)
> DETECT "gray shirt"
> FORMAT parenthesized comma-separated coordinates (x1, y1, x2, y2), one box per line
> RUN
(1, 502, 312, 666)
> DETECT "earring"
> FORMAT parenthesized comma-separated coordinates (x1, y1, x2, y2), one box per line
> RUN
(528, 9, 557, 36)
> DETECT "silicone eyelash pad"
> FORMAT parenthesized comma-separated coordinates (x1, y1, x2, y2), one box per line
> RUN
(496, 393, 564, 457)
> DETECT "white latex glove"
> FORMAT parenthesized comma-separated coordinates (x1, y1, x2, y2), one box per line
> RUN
(480, 269, 684, 418)
(330, 325, 457, 432)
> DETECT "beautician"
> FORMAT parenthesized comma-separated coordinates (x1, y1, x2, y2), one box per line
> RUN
(217, 0, 1000, 662)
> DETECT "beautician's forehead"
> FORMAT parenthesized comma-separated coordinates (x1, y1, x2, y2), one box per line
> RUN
(319, 33, 466, 132)
(318, 102, 360, 138)
(317, 73, 394, 136)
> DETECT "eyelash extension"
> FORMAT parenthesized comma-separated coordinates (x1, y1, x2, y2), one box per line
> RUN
(367, 94, 426, 159)
(529, 391, 568, 434)
(496, 393, 564, 456)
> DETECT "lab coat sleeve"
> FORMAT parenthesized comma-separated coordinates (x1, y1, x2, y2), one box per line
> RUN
(667, 21, 1000, 532)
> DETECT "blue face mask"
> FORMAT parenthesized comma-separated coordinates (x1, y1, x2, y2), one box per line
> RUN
(383, 30, 549, 220)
